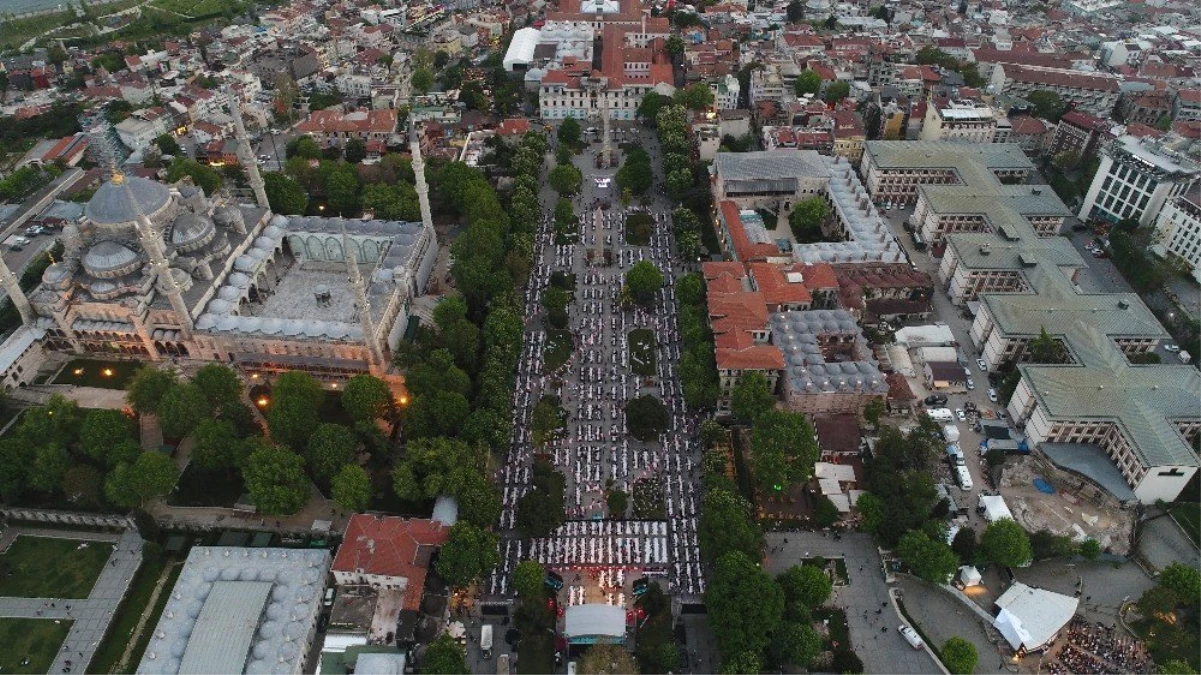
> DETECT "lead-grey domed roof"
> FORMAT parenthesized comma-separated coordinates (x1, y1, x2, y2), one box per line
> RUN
(171, 213, 215, 247)
(85, 176, 171, 225)
(83, 240, 140, 274)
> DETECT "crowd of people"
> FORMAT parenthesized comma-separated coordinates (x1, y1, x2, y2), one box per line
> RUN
(1044, 618, 1154, 674)
(487, 174, 705, 599)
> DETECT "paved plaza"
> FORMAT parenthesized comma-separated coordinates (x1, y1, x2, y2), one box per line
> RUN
(249, 267, 358, 322)
(764, 531, 942, 674)
(490, 126, 704, 609)
(0, 527, 143, 674)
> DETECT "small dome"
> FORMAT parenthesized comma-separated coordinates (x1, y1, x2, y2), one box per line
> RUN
(269, 215, 289, 228)
(41, 262, 71, 286)
(83, 240, 141, 278)
(171, 212, 215, 249)
(85, 176, 172, 225)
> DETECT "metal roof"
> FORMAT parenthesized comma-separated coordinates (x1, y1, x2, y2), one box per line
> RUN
(714, 149, 827, 181)
(864, 141, 1034, 174)
(563, 604, 626, 639)
(85, 176, 172, 225)
(1040, 443, 1137, 502)
(178, 581, 272, 675)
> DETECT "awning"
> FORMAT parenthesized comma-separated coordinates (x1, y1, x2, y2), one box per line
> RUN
(1039, 442, 1137, 503)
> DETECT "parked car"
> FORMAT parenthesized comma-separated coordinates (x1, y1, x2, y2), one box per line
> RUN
(955, 408, 966, 421)
(898, 624, 924, 650)
(1165, 344, 1181, 353)
(987, 388, 998, 403)
(976, 358, 987, 372)
(925, 394, 948, 406)
(966, 377, 975, 390)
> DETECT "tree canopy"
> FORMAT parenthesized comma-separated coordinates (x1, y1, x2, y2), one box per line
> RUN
(979, 519, 1033, 567)
(730, 372, 776, 424)
(331, 464, 372, 512)
(897, 530, 958, 584)
(420, 634, 469, 674)
(125, 366, 178, 415)
(104, 451, 180, 508)
(341, 374, 394, 422)
(625, 395, 669, 441)
(795, 70, 822, 96)
(750, 409, 819, 493)
(305, 423, 359, 484)
(267, 371, 325, 450)
(789, 196, 831, 243)
(942, 637, 978, 675)
(705, 551, 784, 661)
(243, 442, 310, 515)
(435, 522, 500, 588)
(625, 261, 663, 307)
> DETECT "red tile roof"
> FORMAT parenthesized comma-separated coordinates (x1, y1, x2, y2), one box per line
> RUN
(333, 514, 448, 583)
(791, 262, 838, 290)
(719, 200, 780, 261)
(297, 109, 398, 135)
(1006, 64, 1119, 92)
(749, 262, 812, 307)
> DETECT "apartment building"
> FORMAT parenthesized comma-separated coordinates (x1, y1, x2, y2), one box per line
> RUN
(749, 63, 788, 106)
(995, 64, 1120, 117)
(1172, 88, 1201, 123)
(1153, 192, 1201, 283)
(1078, 134, 1201, 227)
(711, 74, 741, 111)
(919, 100, 998, 143)
(1048, 110, 1109, 159)
(861, 141, 1035, 206)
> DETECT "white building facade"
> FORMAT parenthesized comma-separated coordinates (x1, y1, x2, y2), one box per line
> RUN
(1078, 135, 1201, 227)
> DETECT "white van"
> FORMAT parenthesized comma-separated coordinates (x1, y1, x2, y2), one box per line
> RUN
(898, 624, 924, 650)
(955, 465, 973, 491)
(926, 407, 954, 422)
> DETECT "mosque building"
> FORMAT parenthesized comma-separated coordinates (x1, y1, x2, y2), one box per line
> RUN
(0, 91, 439, 388)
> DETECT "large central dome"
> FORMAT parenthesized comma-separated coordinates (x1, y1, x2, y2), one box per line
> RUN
(85, 175, 172, 226)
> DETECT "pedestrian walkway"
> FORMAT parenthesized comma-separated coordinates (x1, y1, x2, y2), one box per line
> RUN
(0, 528, 143, 674)
(764, 531, 941, 675)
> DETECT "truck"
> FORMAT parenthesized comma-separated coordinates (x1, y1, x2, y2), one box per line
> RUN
(1179, 350, 1192, 364)
(481, 625, 493, 659)
(942, 424, 960, 443)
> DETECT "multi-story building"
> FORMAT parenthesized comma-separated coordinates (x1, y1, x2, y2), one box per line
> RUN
(1118, 91, 1172, 128)
(296, 109, 399, 147)
(1047, 110, 1109, 159)
(1153, 193, 1201, 283)
(1078, 134, 1201, 227)
(537, 26, 674, 121)
(919, 99, 998, 143)
(711, 150, 906, 264)
(1172, 88, 1201, 123)
(861, 141, 1034, 206)
(749, 63, 788, 106)
(831, 110, 866, 164)
(993, 64, 1120, 117)
(711, 74, 741, 111)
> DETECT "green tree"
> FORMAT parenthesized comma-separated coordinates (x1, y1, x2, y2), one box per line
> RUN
(790, 196, 831, 243)
(768, 621, 822, 668)
(125, 366, 178, 415)
(636, 92, 670, 124)
(155, 134, 181, 156)
(344, 137, 367, 164)
(80, 409, 134, 465)
(856, 491, 885, 533)
(306, 423, 358, 484)
(1028, 326, 1066, 364)
(166, 159, 222, 195)
(287, 136, 322, 159)
(1078, 538, 1101, 560)
(341, 374, 394, 422)
(750, 409, 819, 493)
(411, 67, 435, 94)
(897, 530, 959, 583)
(104, 451, 180, 508)
(813, 495, 841, 527)
(665, 167, 693, 202)
(625, 395, 669, 441)
(777, 564, 832, 613)
(361, 182, 420, 221)
(435, 522, 500, 588)
(558, 117, 581, 146)
(706, 551, 785, 661)
(513, 559, 545, 606)
(30, 444, 71, 493)
(795, 70, 822, 96)
(824, 80, 850, 103)
(720, 652, 762, 675)
(265, 172, 309, 214)
(665, 35, 685, 58)
(331, 464, 372, 512)
(952, 526, 978, 563)
(941, 637, 978, 675)
(675, 82, 715, 111)
(699, 485, 763, 562)
(267, 371, 325, 450)
(730, 372, 776, 424)
(787, 0, 805, 22)
(1158, 660, 1199, 675)
(607, 489, 629, 516)
(1158, 562, 1201, 607)
(192, 363, 243, 411)
(324, 166, 360, 216)
(1027, 90, 1066, 120)
(243, 442, 310, 515)
(158, 383, 212, 439)
(549, 163, 582, 196)
(190, 419, 247, 472)
(980, 518, 1033, 567)
(863, 397, 885, 426)
(420, 634, 469, 674)
(625, 261, 663, 307)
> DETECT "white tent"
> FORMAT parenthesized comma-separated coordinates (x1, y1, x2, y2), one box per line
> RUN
(818, 478, 843, 496)
(993, 583, 1079, 652)
(978, 494, 1014, 523)
(959, 566, 982, 587)
(815, 462, 856, 482)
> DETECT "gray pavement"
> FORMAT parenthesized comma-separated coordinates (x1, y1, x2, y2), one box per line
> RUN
(895, 575, 1009, 674)
(0, 528, 143, 674)
(1013, 559, 1155, 627)
(764, 531, 942, 674)
(1138, 512, 1201, 572)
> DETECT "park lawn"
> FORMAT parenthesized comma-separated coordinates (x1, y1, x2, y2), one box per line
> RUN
(51, 359, 142, 389)
(0, 619, 71, 674)
(1169, 503, 1199, 546)
(544, 329, 575, 374)
(625, 213, 655, 246)
(629, 329, 656, 376)
(0, 536, 113, 599)
(122, 562, 184, 673)
(88, 551, 171, 674)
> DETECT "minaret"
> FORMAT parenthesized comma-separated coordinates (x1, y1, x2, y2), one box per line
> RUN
(593, 206, 605, 264)
(601, 99, 613, 168)
(341, 225, 384, 371)
(227, 86, 270, 210)
(409, 123, 435, 242)
(121, 171, 194, 339)
(0, 256, 33, 326)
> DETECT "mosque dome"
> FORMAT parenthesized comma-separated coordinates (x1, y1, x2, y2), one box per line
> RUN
(85, 175, 172, 226)
(83, 240, 141, 278)
(41, 262, 71, 287)
(171, 212, 216, 252)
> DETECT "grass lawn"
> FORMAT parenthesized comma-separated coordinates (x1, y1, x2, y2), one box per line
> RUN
(0, 619, 71, 673)
(0, 11, 75, 50)
(628, 329, 656, 376)
(625, 212, 655, 246)
(88, 551, 171, 674)
(1168, 503, 1199, 546)
(167, 466, 245, 507)
(123, 562, 183, 673)
(149, 0, 243, 17)
(51, 359, 142, 389)
(544, 329, 575, 374)
(0, 536, 112, 599)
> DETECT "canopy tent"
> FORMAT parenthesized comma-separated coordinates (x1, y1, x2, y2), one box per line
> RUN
(978, 494, 1014, 523)
(818, 478, 843, 496)
(564, 605, 626, 645)
(960, 566, 982, 587)
(993, 582, 1078, 653)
